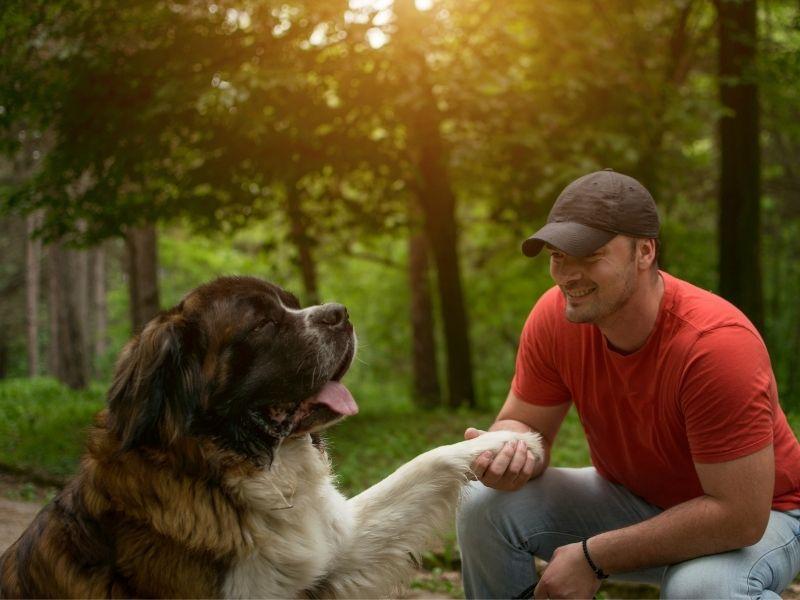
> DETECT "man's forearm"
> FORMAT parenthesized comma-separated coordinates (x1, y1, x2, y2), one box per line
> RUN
(489, 419, 533, 434)
(588, 494, 764, 575)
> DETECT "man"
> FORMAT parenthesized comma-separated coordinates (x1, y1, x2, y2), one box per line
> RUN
(457, 169, 800, 599)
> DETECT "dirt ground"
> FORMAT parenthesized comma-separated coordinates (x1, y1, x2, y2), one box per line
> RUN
(1, 475, 798, 599)
(0, 499, 41, 554)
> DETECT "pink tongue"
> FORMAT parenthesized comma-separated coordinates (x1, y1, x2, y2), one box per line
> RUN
(313, 381, 358, 416)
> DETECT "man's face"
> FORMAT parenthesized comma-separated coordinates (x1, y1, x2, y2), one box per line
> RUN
(548, 235, 638, 325)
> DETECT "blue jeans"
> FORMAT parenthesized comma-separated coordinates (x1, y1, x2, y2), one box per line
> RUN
(457, 467, 800, 599)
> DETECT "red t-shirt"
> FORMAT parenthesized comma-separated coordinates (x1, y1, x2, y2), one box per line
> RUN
(511, 271, 800, 510)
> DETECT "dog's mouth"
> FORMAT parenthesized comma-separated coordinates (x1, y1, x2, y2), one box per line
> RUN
(296, 380, 358, 420)
(251, 342, 358, 439)
(290, 343, 358, 435)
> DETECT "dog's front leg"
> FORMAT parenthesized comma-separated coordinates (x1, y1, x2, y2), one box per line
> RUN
(311, 430, 542, 598)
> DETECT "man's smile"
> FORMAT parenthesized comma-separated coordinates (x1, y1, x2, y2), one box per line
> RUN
(564, 287, 597, 299)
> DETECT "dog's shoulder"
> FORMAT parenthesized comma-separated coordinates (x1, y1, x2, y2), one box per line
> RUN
(222, 435, 354, 598)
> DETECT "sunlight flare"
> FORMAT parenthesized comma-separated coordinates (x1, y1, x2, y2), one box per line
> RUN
(366, 27, 389, 49)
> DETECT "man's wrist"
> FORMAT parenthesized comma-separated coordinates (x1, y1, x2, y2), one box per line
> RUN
(489, 419, 533, 434)
(582, 537, 609, 580)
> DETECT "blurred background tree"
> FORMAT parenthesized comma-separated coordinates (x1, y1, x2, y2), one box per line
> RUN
(0, 0, 798, 411)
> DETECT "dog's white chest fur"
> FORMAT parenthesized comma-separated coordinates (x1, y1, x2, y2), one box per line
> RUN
(222, 430, 542, 599)
(222, 438, 353, 598)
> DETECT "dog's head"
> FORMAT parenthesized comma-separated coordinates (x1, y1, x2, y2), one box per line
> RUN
(107, 276, 357, 462)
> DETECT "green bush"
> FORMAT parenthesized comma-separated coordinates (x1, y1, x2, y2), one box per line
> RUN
(0, 378, 592, 488)
(0, 378, 105, 479)
(0, 377, 794, 498)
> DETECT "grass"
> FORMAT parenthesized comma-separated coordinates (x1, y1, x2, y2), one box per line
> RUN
(328, 406, 590, 496)
(0, 378, 594, 491)
(1, 376, 797, 492)
(0, 378, 797, 598)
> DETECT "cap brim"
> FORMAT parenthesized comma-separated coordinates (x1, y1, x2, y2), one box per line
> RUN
(521, 222, 616, 257)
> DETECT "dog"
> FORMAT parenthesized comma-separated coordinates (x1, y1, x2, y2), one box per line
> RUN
(0, 276, 542, 598)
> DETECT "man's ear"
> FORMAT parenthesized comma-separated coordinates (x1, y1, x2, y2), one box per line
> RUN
(637, 238, 658, 270)
(108, 311, 201, 451)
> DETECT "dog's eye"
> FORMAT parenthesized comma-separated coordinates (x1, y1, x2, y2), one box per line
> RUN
(251, 318, 277, 333)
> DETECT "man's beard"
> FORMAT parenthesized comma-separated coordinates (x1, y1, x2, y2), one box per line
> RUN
(563, 261, 638, 325)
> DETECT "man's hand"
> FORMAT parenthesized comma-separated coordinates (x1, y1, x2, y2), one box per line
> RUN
(533, 542, 602, 599)
(465, 427, 538, 491)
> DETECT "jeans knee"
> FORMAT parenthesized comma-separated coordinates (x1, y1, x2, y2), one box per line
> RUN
(661, 559, 747, 599)
(660, 538, 799, 600)
(457, 482, 543, 554)
(457, 483, 499, 548)
(661, 578, 718, 599)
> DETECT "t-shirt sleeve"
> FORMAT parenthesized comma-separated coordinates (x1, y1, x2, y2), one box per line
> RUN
(680, 325, 775, 463)
(511, 288, 572, 406)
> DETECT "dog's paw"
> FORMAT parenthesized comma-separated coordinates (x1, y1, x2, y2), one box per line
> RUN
(429, 430, 544, 476)
(459, 430, 544, 462)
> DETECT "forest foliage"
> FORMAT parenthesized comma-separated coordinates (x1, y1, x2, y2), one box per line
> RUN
(0, 0, 798, 412)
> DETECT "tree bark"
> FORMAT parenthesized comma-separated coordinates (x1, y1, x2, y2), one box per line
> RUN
(408, 222, 441, 408)
(47, 242, 89, 389)
(717, 0, 764, 331)
(48, 251, 60, 378)
(125, 224, 161, 333)
(75, 240, 91, 369)
(92, 244, 108, 366)
(25, 211, 43, 377)
(0, 337, 7, 380)
(407, 56, 476, 408)
(285, 185, 321, 306)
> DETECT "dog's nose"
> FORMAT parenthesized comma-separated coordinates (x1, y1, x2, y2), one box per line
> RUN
(313, 303, 349, 329)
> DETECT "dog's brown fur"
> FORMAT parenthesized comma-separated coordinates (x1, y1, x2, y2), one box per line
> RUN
(0, 277, 320, 598)
(1, 409, 261, 598)
(0, 277, 542, 599)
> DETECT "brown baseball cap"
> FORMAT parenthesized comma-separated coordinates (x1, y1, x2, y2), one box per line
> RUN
(521, 169, 660, 257)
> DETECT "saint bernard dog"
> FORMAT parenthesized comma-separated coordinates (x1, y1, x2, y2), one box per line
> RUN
(0, 276, 542, 598)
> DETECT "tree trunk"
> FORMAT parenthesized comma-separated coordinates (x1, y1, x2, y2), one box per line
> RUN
(0, 337, 7, 379)
(25, 211, 43, 377)
(125, 224, 161, 333)
(47, 242, 89, 389)
(75, 241, 91, 370)
(285, 185, 320, 306)
(407, 57, 475, 408)
(92, 244, 108, 367)
(408, 222, 441, 408)
(717, 0, 763, 331)
(48, 252, 60, 378)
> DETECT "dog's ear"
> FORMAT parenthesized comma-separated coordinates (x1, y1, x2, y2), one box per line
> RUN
(108, 311, 201, 451)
